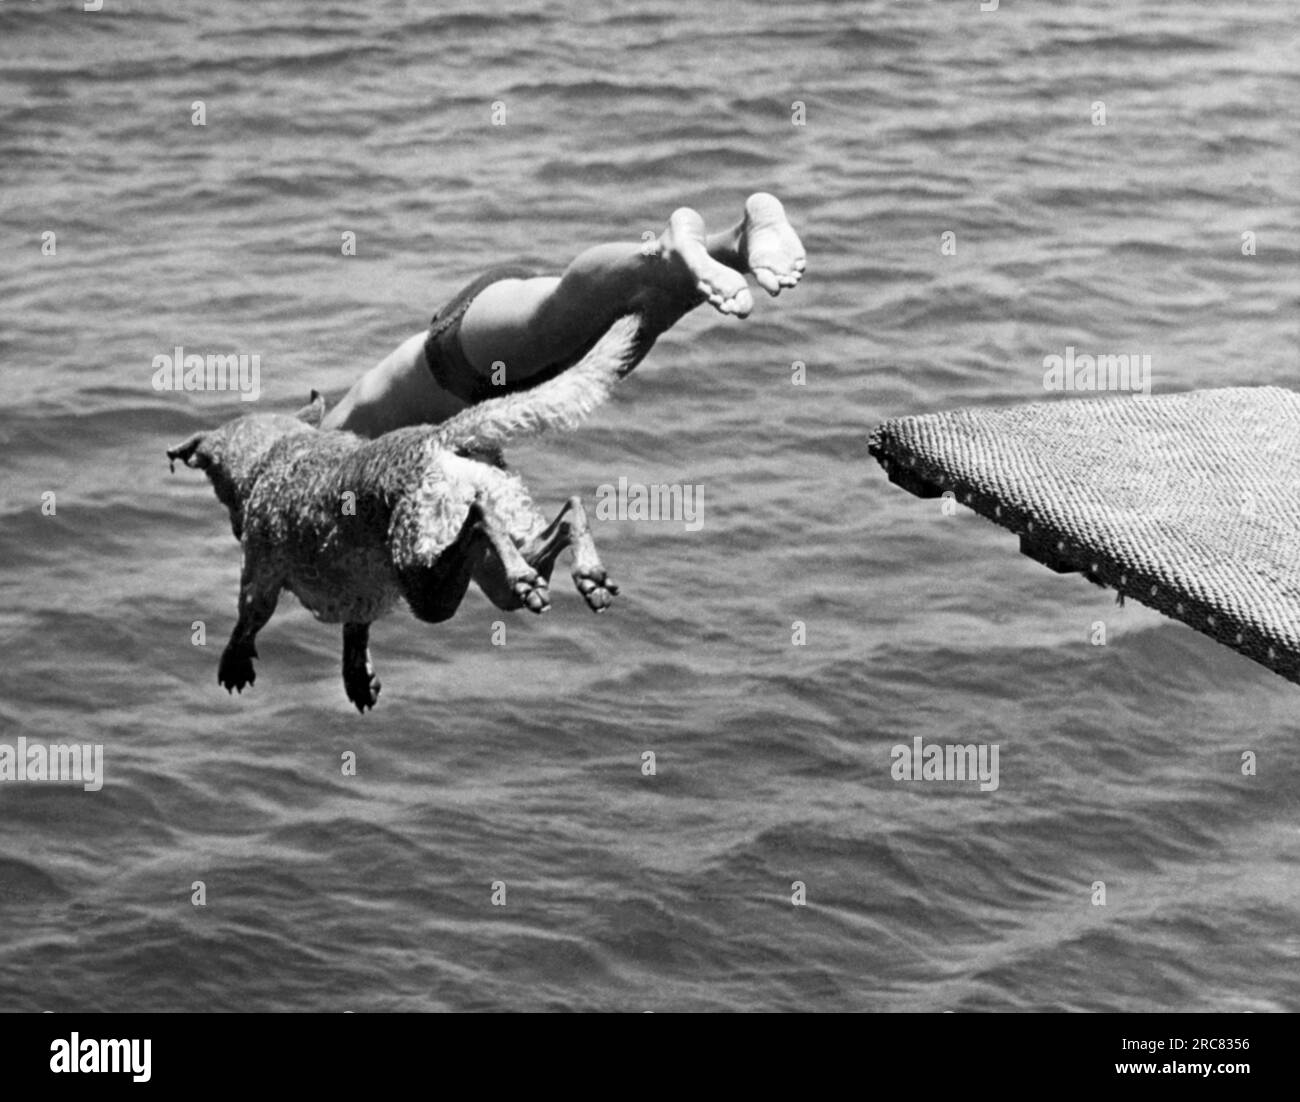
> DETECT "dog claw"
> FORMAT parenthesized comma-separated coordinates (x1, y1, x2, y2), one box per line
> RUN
(345, 672, 381, 713)
(218, 647, 256, 694)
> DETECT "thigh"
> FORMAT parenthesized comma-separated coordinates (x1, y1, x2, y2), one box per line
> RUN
(323, 331, 469, 437)
(458, 276, 563, 374)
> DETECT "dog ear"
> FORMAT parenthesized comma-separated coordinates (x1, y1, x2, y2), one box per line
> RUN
(295, 389, 327, 427)
(166, 432, 207, 473)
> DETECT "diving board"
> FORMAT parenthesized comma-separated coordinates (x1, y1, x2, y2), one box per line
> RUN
(868, 386, 1300, 685)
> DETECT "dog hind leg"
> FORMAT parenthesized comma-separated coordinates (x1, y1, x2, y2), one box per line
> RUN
(399, 497, 549, 620)
(397, 498, 482, 624)
(342, 622, 381, 713)
(519, 496, 618, 612)
(467, 499, 552, 614)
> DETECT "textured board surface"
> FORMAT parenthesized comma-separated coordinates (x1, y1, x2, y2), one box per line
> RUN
(868, 386, 1300, 685)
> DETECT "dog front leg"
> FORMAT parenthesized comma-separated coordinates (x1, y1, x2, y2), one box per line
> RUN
(218, 557, 282, 694)
(341, 622, 381, 713)
(518, 496, 618, 612)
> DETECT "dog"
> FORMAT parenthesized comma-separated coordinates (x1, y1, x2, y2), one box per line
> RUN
(167, 313, 642, 712)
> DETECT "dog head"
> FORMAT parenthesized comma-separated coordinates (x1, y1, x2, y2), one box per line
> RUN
(167, 391, 327, 538)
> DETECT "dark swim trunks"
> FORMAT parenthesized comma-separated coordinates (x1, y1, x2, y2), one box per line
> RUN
(423, 265, 661, 405)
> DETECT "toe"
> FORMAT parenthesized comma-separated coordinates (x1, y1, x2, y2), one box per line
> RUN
(753, 268, 781, 296)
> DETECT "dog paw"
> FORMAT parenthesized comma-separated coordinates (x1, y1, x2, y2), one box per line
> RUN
(512, 570, 550, 614)
(218, 645, 256, 694)
(573, 566, 619, 613)
(344, 668, 382, 714)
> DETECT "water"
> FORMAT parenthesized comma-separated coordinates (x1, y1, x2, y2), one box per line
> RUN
(1, 0, 1297, 1011)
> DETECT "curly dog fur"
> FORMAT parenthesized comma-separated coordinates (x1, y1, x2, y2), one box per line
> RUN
(168, 313, 642, 712)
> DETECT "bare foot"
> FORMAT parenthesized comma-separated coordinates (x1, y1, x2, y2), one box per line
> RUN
(738, 193, 806, 296)
(660, 207, 754, 317)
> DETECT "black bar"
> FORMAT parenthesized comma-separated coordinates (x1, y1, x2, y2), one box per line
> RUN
(3, 1011, 1286, 1091)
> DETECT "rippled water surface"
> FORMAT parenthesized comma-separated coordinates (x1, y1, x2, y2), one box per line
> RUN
(1, 0, 1297, 1011)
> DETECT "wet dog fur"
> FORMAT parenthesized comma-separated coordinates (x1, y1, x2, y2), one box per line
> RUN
(167, 314, 641, 712)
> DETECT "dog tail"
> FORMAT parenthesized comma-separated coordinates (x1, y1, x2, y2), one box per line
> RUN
(432, 313, 643, 454)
